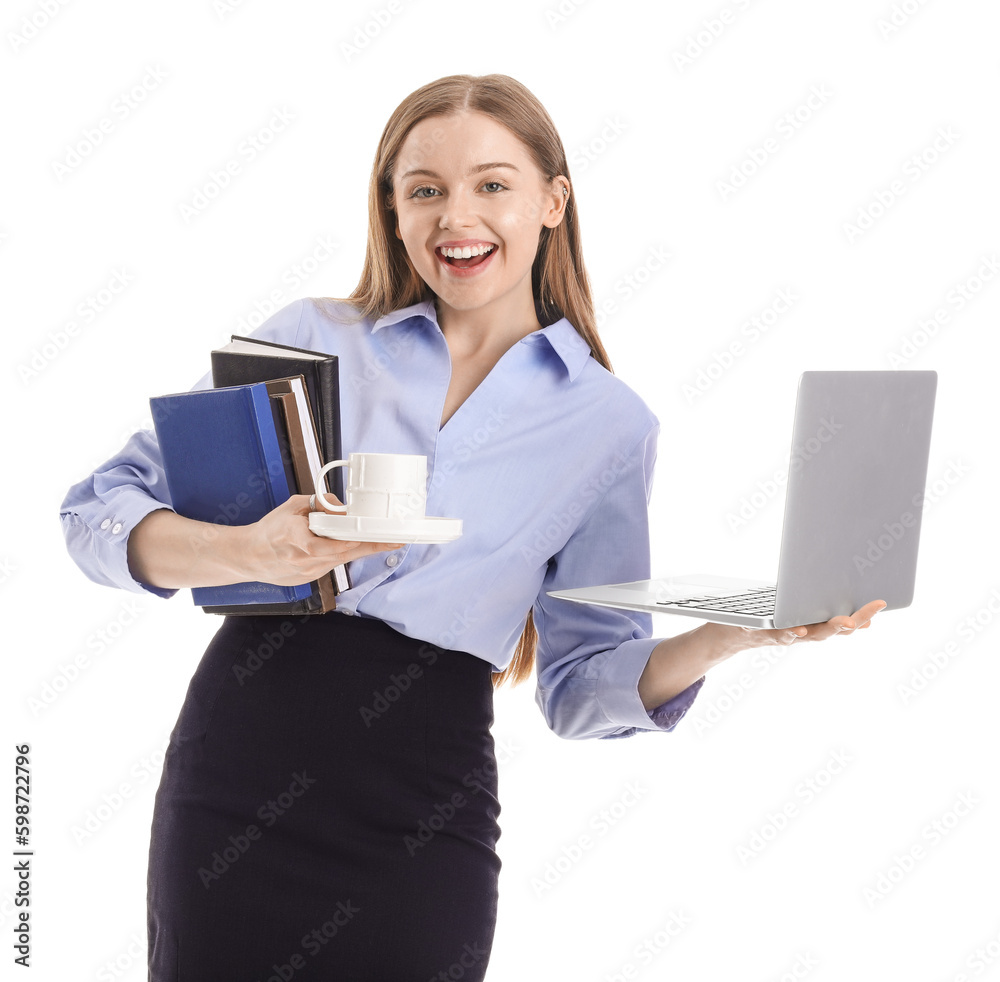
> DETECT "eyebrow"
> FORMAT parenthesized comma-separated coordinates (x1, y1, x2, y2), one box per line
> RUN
(399, 161, 521, 179)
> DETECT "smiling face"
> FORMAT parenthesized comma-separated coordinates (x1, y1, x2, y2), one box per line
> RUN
(390, 111, 568, 331)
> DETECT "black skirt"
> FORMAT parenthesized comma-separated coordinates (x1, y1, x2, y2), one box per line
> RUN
(147, 611, 501, 981)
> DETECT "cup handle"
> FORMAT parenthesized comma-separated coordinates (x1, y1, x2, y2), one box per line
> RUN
(313, 460, 349, 513)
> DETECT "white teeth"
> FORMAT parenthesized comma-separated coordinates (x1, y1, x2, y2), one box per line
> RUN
(440, 244, 495, 258)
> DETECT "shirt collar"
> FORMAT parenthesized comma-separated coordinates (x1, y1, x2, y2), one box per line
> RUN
(371, 299, 593, 382)
(371, 298, 439, 333)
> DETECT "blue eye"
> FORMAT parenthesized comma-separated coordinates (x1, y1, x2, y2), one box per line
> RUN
(409, 186, 438, 199)
(482, 181, 508, 193)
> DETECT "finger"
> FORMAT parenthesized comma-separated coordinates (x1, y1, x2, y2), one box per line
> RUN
(328, 540, 405, 560)
(287, 494, 320, 515)
(785, 618, 851, 642)
(845, 600, 887, 631)
(762, 627, 808, 646)
(305, 491, 345, 512)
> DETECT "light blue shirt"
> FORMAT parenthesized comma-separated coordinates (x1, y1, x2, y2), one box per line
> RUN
(59, 297, 704, 740)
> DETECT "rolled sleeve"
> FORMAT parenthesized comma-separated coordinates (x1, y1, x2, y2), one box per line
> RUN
(596, 637, 706, 738)
(59, 298, 308, 598)
(60, 428, 180, 598)
(533, 422, 703, 740)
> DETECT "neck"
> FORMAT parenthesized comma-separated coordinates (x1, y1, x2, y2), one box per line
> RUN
(434, 290, 543, 358)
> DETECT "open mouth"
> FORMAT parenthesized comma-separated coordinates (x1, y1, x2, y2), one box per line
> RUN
(436, 244, 497, 270)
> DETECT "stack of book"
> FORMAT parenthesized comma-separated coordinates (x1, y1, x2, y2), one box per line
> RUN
(150, 335, 347, 615)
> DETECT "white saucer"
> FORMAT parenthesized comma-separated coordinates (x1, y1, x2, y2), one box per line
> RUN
(308, 511, 463, 544)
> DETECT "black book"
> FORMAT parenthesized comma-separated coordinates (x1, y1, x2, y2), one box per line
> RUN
(211, 335, 345, 500)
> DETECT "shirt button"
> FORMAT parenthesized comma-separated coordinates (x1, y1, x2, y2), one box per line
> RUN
(111, 523, 123, 534)
(100, 519, 111, 530)
(386, 554, 399, 568)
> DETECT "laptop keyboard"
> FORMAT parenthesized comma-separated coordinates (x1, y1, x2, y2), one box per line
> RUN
(658, 587, 777, 616)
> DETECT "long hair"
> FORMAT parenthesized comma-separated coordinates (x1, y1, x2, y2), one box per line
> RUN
(322, 74, 613, 688)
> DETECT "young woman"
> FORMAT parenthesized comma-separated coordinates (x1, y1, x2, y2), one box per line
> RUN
(59, 74, 884, 981)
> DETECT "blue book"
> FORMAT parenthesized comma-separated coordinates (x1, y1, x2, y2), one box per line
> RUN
(150, 382, 314, 607)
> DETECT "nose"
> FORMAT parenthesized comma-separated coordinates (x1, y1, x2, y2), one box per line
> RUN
(438, 186, 478, 231)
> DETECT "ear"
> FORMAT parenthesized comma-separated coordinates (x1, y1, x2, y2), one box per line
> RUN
(541, 175, 570, 230)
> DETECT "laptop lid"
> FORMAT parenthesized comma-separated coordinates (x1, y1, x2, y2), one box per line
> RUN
(771, 370, 937, 628)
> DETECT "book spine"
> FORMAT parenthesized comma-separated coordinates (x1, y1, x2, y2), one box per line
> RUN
(247, 383, 293, 505)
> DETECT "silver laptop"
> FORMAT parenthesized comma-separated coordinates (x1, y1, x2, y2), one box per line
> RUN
(548, 371, 937, 629)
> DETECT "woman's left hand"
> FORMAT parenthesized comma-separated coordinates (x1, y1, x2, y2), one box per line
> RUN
(638, 599, 889, 710)
(730, 599, 888, 650)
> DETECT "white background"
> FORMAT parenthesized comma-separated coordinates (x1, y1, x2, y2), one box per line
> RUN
(4, 0, 999, 979)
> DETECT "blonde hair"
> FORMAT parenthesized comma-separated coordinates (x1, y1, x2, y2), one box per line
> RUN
(322, 74, 613, 688)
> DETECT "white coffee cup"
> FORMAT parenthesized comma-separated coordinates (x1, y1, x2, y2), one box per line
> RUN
(313, 452, 428, 520)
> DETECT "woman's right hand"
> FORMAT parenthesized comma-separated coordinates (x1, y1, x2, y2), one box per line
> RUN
(127, 496, 402, 592)
(242, 494, 403, 586)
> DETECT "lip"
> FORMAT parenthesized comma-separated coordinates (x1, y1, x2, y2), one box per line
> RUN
(434, 241, 498, 278)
